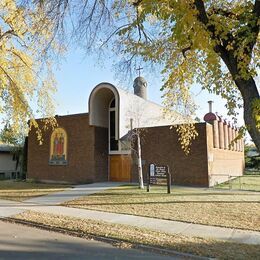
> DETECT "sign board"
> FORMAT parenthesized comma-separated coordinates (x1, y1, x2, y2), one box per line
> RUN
(147, 164, 171, 193)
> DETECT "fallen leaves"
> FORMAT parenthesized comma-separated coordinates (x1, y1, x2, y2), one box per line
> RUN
(13, 210, 260, 260)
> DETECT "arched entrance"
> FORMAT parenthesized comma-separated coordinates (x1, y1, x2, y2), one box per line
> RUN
(89, 83, 131, 182)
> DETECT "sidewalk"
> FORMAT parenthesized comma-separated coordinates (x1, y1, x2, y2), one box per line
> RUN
(0, 182, 125, 217)
(0, 182, 260, 245)
(24, 182, 126, 205)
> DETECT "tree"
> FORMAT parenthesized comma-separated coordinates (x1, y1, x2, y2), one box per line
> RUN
(28, 0, 260, 150)
(119, 0, 260, 151)
(0, 0, 58, 141)
(124, 118, 144, 189)
(0, 124, 20, 145)
(127, 107, 146, 188)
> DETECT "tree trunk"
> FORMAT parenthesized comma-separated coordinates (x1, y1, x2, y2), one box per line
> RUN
(137, 133, 144, 189)
(235, 77, 260, 151)
(219, 50, 260, 152)
(194, 0, 260, 151)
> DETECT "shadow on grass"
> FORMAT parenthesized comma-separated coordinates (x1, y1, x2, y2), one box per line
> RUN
(87, 191, 259, 198)
(66, 200, 260, 207)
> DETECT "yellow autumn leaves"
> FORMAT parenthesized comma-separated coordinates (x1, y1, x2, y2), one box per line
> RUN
(0, 0, 58, 141)
(115, 0, 259, 151)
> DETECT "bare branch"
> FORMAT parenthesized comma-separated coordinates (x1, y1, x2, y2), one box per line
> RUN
(0, 30, 17, 41)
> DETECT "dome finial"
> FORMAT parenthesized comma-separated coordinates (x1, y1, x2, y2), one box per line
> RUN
(133, 76, 147, 100)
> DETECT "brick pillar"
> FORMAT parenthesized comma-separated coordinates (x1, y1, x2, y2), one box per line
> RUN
(236, 129, 241, 151)
(218, 118, 224, 149)
(234, 128, 238, 151)
(232, 127, 236, 151)
(213, 119, 219, 148)
(223, 120, 229, 149)
(232, 126, 236, 151)
(241, 138, 244, 152)
(240, 136, 244, 152)
(228, 122, 233, 150)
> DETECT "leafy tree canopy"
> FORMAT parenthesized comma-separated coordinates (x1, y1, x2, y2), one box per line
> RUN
(0, 0, 58, 141)
(114, 0, 260, 151)
(0, 124, 21, 145)
(23, 0, 260, 151)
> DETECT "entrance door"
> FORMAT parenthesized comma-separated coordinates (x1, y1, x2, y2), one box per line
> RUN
(109, 155, 132, 182)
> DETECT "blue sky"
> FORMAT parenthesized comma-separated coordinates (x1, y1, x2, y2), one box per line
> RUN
(54, 47, 244, 127)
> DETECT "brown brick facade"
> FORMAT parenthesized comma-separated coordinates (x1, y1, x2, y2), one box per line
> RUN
(27, 113, 108, 184)
(132, 123, 209, 186)
(131, 123, 244, 187)
(27, 115, 244, 187)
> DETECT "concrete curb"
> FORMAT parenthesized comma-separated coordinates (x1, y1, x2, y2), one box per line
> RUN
(1, 217, 213, 260)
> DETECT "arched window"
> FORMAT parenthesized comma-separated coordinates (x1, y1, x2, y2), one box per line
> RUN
(110, 98, 115, 108)
(49, 128, 68, 165)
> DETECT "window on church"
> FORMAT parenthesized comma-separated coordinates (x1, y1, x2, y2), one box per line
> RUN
(49, 128, 68, 165)
(110, 98, 115, 108)
(110, 110, 118, 151)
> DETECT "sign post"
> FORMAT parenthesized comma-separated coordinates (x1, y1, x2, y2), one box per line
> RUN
(147, 164, 171, 193)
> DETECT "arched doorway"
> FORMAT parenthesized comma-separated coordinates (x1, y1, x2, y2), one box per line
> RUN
(89, 83, 131, 182)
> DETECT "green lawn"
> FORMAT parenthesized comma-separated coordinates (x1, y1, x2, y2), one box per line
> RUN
(244, 170, 260, 175)
(0, 180, 71, 201)
(64, 185, 260, 231)
(216, 175, 260, 191)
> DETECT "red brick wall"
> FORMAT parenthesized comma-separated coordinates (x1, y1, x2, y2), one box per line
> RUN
(27, 116, 244, 187)
(132, 123, 209, 186)
(27, 113, 108, 184)
(94, 126, 109, 182)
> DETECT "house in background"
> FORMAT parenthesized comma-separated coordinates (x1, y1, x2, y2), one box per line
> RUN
(27, 77, 245, 187)
(0, 144, 21, 179)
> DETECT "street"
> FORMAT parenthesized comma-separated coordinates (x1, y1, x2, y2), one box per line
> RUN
(0, 221, 176, 260)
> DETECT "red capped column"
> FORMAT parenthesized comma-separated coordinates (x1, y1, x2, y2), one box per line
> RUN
(204, 101, 219, 149)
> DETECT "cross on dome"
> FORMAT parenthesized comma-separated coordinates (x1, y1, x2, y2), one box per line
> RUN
(136, 66, 143, 77)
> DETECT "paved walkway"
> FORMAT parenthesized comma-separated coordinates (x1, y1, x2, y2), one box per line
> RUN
(0, 182, 124, 217)
(24, 182, 126, 205)
(0, 182, 260, 246)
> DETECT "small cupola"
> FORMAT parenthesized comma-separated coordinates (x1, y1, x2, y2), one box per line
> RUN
(133, 76, 147, 99)
(203, 101, 219, 122)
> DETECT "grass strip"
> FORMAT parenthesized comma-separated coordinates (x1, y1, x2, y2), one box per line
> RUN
(0, 180, 70, 201)
(216, 176, 260, 191)
(13, 210, 260, 260)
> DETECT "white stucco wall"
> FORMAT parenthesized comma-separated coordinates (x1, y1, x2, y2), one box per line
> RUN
(89, 83, 186, 139)
(89, 83, 119, 129)
(117, 88, 185, 138)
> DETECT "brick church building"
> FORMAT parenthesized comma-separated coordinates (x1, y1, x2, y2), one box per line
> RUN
(27, 77, 244, 187)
